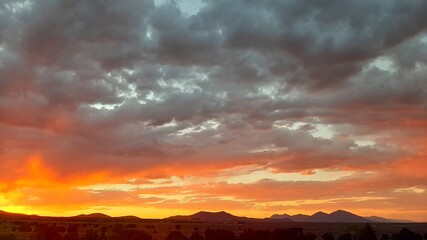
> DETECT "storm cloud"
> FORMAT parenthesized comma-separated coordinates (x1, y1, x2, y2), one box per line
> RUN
(1, 0, 427, 220)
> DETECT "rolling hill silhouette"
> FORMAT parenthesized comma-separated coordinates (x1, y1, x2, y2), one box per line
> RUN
(72, 213, 111, 219)
(366, 216, 413, 223)
(0, 210, 38, 219)
(0, 209, 414, 223)
(271, 210, 370, 223)
(168, 211, 252, 222)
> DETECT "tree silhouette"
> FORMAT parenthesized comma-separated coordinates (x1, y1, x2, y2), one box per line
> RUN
(338, 233, 353, 240)
(357, 223, 377, 240)
(189, 231, 204, 240)
(323, 233, 335, 240)
(239, 229, 273, 240)
(82, 230, 99, 240)
(379, 234, 390, 240)
(63, 232, 79, 240)
(110, 229, 152, 240)
(205, 228, 237, 240)
(130, 231, 152, 240)
(274, 228, 305, 240)
(0, 234, 17, 240)
(303, 233, 317, 240)
(67, 224, 79, 233)
(165, 231, 187, 240)
(18, 222, 32, 232)
(32, 225, 62, 240)
(392, 228, 422, 240)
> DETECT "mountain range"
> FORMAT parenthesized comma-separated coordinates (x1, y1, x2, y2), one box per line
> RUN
(271, 210, 368, 223)
(270, 210, 413, 223)
(166, 211, 248, 222)
(365, 216, 414, 223)
(0, 209, 413, 223)
(73, 213, 111, 219)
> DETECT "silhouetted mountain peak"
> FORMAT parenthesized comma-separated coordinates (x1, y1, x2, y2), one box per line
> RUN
(0, 209, 415, 223)
(0, 210, 30, 218)
(312, 211, 328, 216)
(168, 210, 254, 222)
(116, 215, 142, 220)
(192, 211, 239, 220)
(195, 210, 229, 215)
(74, 213, 111, 219)
(331, 209, 351, 215)
(270, 210, 371, 223)
(270, 213, 291, 219)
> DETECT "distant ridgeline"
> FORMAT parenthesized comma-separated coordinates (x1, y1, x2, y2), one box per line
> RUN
(0, 209, 415, 223)
(0, 209, 425, 240)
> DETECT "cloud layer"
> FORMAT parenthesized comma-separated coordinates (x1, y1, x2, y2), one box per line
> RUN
(1, 0, 427, 221)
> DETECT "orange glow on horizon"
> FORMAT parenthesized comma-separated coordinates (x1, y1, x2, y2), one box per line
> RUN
(0, 154, 426, 221)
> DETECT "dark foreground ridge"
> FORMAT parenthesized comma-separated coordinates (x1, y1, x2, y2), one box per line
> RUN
(1, 210, 426, 240)
(0, 216, 426, 240)
(0, 209, 415, 223)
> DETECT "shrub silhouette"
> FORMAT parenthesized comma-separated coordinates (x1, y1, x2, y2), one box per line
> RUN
(67, 224, 79, 233)
(274, 228, 305, 240)
(239, 229, 273, 240)
(18, 222, 32, 232)
(189, 231, 204, 240)
(338, 233, 353, 240)
(379, 234, 390, 240)
(0, 234, 17, 240)
(82, 230, 99, 240)
(236, 228, 316, 240)
(165, 231, 187, 240)
(303, 233, 317, 240)
(126, 224, 137, 229)
(63, 232, 79, 240)
(5, 220, 427, 240)
(205, 228, 237, 240)
(31, 224, 62, 240)
(357, 223, 377, 240)
(391, 228, 422, 240)
(111, 229, 153, 240)
(130, 231, 153, 240)
(323, 233, 335, 240)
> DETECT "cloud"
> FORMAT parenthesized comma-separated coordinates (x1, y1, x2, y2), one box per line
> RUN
(1, 0, 427, 220)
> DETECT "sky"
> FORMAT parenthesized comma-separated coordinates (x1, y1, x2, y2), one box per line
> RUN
(1, 0, 427, 222)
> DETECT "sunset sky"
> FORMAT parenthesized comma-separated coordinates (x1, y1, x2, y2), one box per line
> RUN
(1, 0, 427, 222)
